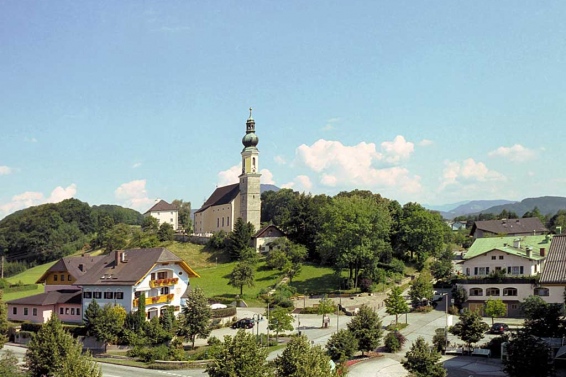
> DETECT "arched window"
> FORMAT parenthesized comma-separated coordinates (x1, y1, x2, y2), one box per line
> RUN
(486, 288, 500, 296)
(534, 287, 550, 296)
(469, 288, 483, 296)
(503, 288, 517, 296)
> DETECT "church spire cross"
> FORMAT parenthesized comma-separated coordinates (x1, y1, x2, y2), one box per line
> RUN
(249, 107, 253, 118)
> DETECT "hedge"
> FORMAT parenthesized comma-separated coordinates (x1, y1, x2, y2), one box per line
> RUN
(4, 284, 38, 293)
(210, 306, 237, 318)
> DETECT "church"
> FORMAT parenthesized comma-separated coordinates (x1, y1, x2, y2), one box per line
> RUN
(193, 110, 261, 235)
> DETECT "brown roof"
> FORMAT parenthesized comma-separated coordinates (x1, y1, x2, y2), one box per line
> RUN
(36, 255, 105, 284)
(195, 183, 240, 214)
(540, 234, 566, 284)
(470, 217, 548, 237)
(145, 200, 178, 214)
(253, 224, 286, 238)
(74, 248, 187, 286)
(7, 290, 81, 306)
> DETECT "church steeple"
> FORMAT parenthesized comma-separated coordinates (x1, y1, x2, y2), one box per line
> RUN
(239, 108, 261, 233)
(242, 107, 259, 149)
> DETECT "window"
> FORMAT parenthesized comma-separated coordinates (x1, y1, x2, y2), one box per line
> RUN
(507, 266, 524, 275)
(93, 291, 101, 299)
(71, 308, 75, 315)
(60, 308, 64, 315)
(469, 288, 483, 296)
(32, 308, 37, 316)
(503, 288, 517, 296)
(222, 217, 225, 227)
(227, 217, 230, 227)
(115, 291, 124, 300)
(465, 268, 470, 276)
(65, 308, 69, 315)
(60, 274, 65, 281)
(161, 287, 170, 295)
(104, 291, 114, 299)
(12, 307, 16, 315)
(535, 288, 550, 296)
(217, 218, 220, 227)
(54, 274, 58, 282)
(68, 275, 72, 281)
(158, 271, 167, 280)
(511, 304, 518, 310)
(474, 267, 490, 276)
(76, 308, 80, 316)
(491, 256, 496, 260)
(151, 273, 156, 280)
(24, 308, 28, 316)
(83, 291, 92, 299)
(486, 288, 500, 296)
(499, 256, 504, 260)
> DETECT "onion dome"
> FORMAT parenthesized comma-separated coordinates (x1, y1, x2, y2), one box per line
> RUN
(242, 107, 259, 148)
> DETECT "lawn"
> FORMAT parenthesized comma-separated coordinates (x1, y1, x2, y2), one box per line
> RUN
(3, 261, 57, 301)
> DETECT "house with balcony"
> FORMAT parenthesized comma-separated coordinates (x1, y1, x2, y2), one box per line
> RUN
(456, 234, 552, 317)
(75, 248, 199, 320)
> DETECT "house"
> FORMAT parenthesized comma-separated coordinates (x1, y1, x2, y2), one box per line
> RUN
(194, 110, 261, 235)
(538, 234, 566, 304)
(7, 247, 200, 324)
(253, 224, 286, 253)
(449, 221, 468, 231)
(469, 217, 548, 239)
(75, 248, 199, 320)
(144, 200, 179, 230)
(456, 234, 551, 316)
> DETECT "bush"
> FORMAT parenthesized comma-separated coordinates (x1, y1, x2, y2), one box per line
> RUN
(432, 328, 448, 352)
(413, 305, 433, 313)
(207, 231, 227, 249)
(210, 306, 237, 318)
(359, 278, 373, 293)
(389, 258, 405, 275)
(384, 331, 406, 352)
(21, 323, 43, 333)
(482, 334, 509, 358)
(4, 284, 38, 293)
(448, 305, 459, 315)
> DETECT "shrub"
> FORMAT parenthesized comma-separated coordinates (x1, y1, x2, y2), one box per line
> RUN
(482, 334, 509, 358)
(448, 305, 459, 315)
(413, 305, 433, 313)
(359, 278, 373, 293)
(389, 258, 405, 275)
(432, 328, 448, 352)
(384, 331, 406, 352)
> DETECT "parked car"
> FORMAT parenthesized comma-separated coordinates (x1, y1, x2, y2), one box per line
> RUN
(231, 318, 254, 329)
(432, 291, 445, 302)
(490, 323, 510, 334)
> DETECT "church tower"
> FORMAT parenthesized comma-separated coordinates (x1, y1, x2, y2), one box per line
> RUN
(239, 108, 261, 232)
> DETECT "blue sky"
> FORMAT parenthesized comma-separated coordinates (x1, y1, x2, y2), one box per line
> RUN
(1, 1, 565, 219)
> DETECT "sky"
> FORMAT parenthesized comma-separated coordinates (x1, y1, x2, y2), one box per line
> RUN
(1, 1, 565, 219)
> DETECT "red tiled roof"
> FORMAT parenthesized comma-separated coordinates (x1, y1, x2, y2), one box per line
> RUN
(145, 200, 178, 214)
(195, 183, 240, 214)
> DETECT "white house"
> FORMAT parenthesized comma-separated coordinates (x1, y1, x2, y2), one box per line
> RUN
(144, 200, 179, 230)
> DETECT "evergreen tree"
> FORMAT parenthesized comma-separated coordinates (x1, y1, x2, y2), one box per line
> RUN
(227, 218, 255, 260)
(384, 286, 409, 325)
(229, 262, 255, 296)
(326, 329, 358, 362)
(402, 337, 446, 377)
(83, 299, 102, 336)
(449, 309, 489, 349)
(26, 315, 101, 377)
(180, 287, 211, 349)
(274, 334, 338, 377)
(347, 304, 383, 355)
(206, 330, 271, 377)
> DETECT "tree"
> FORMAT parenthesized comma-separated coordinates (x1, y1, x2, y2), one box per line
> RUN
(317, 295, 336, 327)
(326, 329, 358, 362)
(229, 262, 255, 296)
(408, 270, 434, 307)
(520, 295, 563, 337)
(83, 299, 102, 336)
(104, 223, 131, 252)
(503, 331, 554, 377)
(402, 337, 446, 377)
(206, 330, 271, 377)
(274, 334, 338, 377)
(451, 285, 467, 310)
(141, 216, 159, 233)
(227, 218, 255, 260)
(430, 247, 453, 281)
(449, 309, 489, 349)
(484, 299, 507, 325)
(157, 222, 175, 242)
(180, 287, 212, 349)
(94, 304, 127, 346)
(0, 291, 9, 348)
(0, 351, 23, 377)
(268, 307, 294, 343)
(172, 199, 192, 230)
(384, 286, 409, 325)
(26, 315, 102, 377)
(347, 304, 383, 355)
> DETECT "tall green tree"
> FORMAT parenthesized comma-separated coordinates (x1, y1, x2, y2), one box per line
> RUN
(402, 337, 446, 377)
(94, 304, 127, 345)
(317, 295, 336, 327)
(384, 286, 409, 325)
(347, 304, 383, 355)
(83, 299, 102, 336)
(408, 270, 434, 307)
(180, 287, 212, 349)
(227, 218, 255, 260)
(430, 246, 454, 281)
(206, 330, 271, 377)
(318, 195, 391, 288)
(484, 298, 507, 325)
(326, 329, 358, 362)
(172, 199, 192, 230)
(520, 295, 563, 337)
(274, 334, 338, 377)
(104, 223, 131, 252)
(0, 350, 23, 376)
(25, 315, 101, 377)
(229, 262, 255, 296)
(157, 222, 175, 241)
(141, 216, 159, 233)
(449, 309, 489, 349)
(267, 307, 295, 343)
(503, 331, 554, 377)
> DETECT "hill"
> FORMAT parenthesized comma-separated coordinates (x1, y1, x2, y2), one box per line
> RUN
(0, 198, 143, 264)
(478, 196, 566, 217)
(426, 200, 516, 219)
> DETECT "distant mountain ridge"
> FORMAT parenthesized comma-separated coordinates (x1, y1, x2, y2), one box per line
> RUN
(428, 196, 566, 219)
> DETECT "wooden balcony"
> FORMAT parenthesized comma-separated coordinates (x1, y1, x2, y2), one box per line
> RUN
(133, 293, 175, 307)
(149, 277, 179, 288)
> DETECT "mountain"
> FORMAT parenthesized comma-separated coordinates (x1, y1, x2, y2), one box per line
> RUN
(260, 184, 280, 194)
(479, 196, 566, 217)
(424, 201, 469, 212)
(426, 200, 516, 219)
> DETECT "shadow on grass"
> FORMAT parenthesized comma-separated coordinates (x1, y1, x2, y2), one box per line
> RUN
(204, 247, 232, 264)
(257, 273, 281, 282)
(290, 274, 341, 296)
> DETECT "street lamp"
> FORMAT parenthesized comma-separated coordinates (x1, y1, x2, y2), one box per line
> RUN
(252, 314, 263, 345)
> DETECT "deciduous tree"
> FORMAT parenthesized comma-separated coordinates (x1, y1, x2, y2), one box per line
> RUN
(267, 307, 294, 343)
(0, 291, 9, 348)
(326, 329, 358, 362)
(384, 286, 409, 325)
(408, 270, 434, 307)
(317, 295, 336, 327)
(347, 304, 383, 355)
(449, 309, 489, 349)
(503, 331, 554, 377)
(180, 287, 211, 349)
(484, 299, 507, 325)
(157, 222, 175, 242)
(402, 337, 446, 377)
(229, 262, 255, 296)
(274, 334, 338, 377)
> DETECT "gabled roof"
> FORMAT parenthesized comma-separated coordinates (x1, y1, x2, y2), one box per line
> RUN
(540, 235, 566, 284)
(195, 183, 240, 214)
(7, 290, 81, 306)
(74, 248, 199, 286)
(145, 200, 178, 214)
(470, 217, 548, 237)
(253, 224, 286, 238)
(36, 255, 105, 284)
(464, 234, 551, 261)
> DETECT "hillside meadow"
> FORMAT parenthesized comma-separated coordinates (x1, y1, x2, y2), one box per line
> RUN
(3, 241, 340, 306)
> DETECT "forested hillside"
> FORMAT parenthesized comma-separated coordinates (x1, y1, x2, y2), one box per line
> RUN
(0, 199, 143, 264)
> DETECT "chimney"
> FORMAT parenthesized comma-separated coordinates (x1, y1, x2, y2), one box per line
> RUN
(526, 247, 532, 258)
(540, 248, 546, 257)
(115, 250, 123, 266)
(513, 239, 521, 248)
